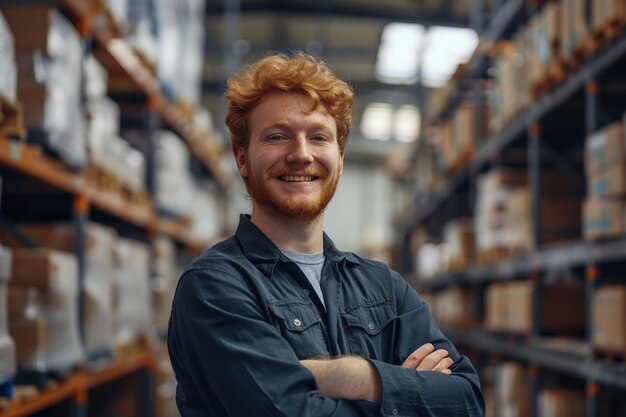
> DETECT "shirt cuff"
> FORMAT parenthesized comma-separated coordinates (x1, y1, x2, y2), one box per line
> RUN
(368, 359, 417, 417)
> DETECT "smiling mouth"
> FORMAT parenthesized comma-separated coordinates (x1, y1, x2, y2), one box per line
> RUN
(279, 175, 316, 182)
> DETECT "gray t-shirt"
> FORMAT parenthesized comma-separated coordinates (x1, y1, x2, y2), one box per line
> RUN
(280, 248, 325, 307)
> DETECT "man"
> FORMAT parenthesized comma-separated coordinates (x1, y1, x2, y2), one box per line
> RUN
(168, 52, 485, 417)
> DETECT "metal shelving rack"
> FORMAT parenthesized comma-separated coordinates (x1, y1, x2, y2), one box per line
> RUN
(399, 1, 626, 416)
(0, 0, 232, 415)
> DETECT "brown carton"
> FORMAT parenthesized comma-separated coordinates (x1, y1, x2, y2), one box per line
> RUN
(538, 388, 585, 417)
(585, 119, 626, 177)
(582, 197, 626, 240)
(587, 163, 626, 198)
(593, 285, 626, 351)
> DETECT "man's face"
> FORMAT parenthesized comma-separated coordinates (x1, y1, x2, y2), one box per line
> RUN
(234, 91, 344, 222)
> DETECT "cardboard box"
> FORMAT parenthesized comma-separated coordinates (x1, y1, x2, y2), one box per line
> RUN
(9, 249, 84, 371)
(494, 362, 531, 417)
(113, 237, 152, 346)
(583, 196, 626, 240)
(4, 222, 117, 356)
(443, 218, 474, 261)
(538, 388, 585, 417)
(485, 283, 508, 331)
(485, 281, 585, 334)
(560, 0, 587, 59)
(593, 285, 626, 351)
(585, 119, 626, 177)
(588, 163, 626, 198)
(434, 287, 475, 329)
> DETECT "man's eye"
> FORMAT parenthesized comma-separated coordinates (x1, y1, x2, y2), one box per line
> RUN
(311, 135, 327, 141)
(268, 134, 285, 141)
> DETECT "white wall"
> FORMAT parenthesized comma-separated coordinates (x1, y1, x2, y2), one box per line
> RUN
(324, 161, 394, 258)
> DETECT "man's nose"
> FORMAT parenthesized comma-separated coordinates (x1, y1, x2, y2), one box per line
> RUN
(286, 136, 314, 164)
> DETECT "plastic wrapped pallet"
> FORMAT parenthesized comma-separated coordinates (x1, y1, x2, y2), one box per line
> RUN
(154, 0, 205, 105)
(155, 130, 194, 219)
(2, 6, 86, 169)
(537, 388, 585, 417)
(0, 11, 17, 102)
(152, 237, 177, 334)
(8, 249, 83, 378)
(113, 237, 152, 348)
(0, 245, 15, 398)
(3, 223, 118, 361)
(493, 362, 530, 417)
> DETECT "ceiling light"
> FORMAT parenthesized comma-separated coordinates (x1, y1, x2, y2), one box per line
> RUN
(375, 23, 425, 84)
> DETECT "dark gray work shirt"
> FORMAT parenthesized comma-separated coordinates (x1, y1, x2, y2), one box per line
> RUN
(167, 214, 485, 417)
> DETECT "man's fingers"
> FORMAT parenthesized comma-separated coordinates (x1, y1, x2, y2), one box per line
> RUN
(416, 349, 449, 371)
(433, 357, 454, 373)
(401, 343, 434, 369)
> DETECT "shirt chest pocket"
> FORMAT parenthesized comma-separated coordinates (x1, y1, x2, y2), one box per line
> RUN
(341, 299, 397, 358)
(268, 299, 328, 359)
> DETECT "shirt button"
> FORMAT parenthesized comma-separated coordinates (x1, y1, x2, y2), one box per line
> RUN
(392, 409, 398, 416)
(368, 323, 375, 331)
(293, 319, 302, 327)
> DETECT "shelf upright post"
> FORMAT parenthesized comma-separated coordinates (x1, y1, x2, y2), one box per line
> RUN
(145, 95, 162, 198)
(585, 79, 600, 417)
(528, 122, 541, 252)
(586, 264, 601, 417)
(72, 194, 89, 417)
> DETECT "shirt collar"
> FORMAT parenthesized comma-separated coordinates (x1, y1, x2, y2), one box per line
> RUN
(235, 214, 361, 266)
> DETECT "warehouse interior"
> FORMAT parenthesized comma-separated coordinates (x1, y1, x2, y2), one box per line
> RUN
(1, 0, 626, 416)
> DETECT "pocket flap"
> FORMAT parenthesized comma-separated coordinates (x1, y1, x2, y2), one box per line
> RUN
(342, 299, 396, 335)
(269, 299, 322, 332)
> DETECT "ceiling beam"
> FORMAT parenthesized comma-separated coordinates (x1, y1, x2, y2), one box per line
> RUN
(206, 2, 468, 27)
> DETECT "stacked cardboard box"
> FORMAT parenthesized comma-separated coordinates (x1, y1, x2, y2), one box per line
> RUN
(560, 0, 587, 61)
(1, 5, 86, 169)
(152, 237, 178, 334)
(432, 287, 476, 329)
(0, 244, 15, 398)
(484, 280, 585, 335)
(3, 223, 118, 362)
(443, 218, 475, 269)
(537, 388, 585, 417)
(8, 249, 84, 379)
(583, 116, 626, 239)
(475, 168, 582, 254)
(490, 31, 531, 133)
(84, 55, 146, 197)
(493, 362, 531, 417)
(113, 238, 152, 349)
(0, 11, 16, 102)
(526, 2, 562, 90)
(439, 101, 488, 173)
(592, 0, 626, 32)
(592, 285, 626, 352)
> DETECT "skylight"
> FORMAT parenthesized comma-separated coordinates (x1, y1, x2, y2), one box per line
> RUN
(375, 23, 478, 88)
(360, 103, 420, 143)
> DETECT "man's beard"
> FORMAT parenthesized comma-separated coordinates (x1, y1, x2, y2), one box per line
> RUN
(247, 167, 340, 221)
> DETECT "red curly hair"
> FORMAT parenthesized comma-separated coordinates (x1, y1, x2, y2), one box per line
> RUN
(225, 52, 353, 152)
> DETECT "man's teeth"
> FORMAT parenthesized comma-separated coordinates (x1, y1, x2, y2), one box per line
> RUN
(282, 176, 314, 182)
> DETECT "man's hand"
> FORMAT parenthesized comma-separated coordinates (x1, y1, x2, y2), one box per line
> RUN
(401, 343, 453, 375)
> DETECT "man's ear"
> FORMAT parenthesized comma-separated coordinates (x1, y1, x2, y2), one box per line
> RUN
(233, 145, 248, 180)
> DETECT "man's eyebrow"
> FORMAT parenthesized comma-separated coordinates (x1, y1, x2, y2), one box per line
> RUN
(259, 121, 334, 133)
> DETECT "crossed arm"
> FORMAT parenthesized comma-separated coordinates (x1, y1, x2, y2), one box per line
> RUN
(300, 343, 453, 402)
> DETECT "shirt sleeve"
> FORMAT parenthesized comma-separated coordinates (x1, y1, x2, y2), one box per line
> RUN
(367, 271, 485, 417)
(167, 267, 380, 417)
